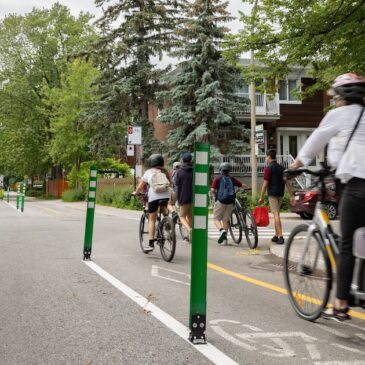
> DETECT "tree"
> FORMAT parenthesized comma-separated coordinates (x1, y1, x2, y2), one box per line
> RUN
(157, 0, 249, 159)
(44, 59, 100, 170)
(227, 0, 365, 94)
(84, 0, 188, 158)
(0, 4, 97, 178)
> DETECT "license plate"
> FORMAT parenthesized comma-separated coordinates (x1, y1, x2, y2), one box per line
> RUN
(295, 195, 300, 201)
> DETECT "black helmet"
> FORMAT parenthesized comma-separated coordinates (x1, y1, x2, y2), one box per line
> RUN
(219, 162, 231, 172)
(148, 154, 164, 168)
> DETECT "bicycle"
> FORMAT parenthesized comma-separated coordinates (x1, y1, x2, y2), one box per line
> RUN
(229, 189, 258, 249)
(283, 167, 365, 321)
(139, 199, 177, 262)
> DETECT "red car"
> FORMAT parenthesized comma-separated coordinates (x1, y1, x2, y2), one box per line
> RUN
(289, 179, 340, 220)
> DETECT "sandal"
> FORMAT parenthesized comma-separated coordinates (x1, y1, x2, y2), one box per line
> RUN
(322, 307, 351, 322)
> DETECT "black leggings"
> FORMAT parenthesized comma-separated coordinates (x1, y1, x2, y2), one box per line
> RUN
(337, 178, 365, 300)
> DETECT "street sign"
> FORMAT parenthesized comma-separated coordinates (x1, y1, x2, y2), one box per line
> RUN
(127, 144, 135, 156)
(0, 175, 4, 187)
(127, 126, 142, 145)
(255, 124, 264, 144)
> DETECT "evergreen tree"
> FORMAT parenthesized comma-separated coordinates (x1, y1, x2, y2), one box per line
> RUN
(157, 0, 249, 159)
(84, 0, 187, 158)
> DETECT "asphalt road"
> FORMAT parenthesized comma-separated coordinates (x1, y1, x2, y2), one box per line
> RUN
(1, 198, 364, 365)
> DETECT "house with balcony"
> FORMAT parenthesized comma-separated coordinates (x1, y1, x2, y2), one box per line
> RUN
(149, 59, 329, 181)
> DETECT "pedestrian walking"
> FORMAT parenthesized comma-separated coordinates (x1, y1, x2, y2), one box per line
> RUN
(175, 153, 193, 241)
(211, 162, 249, 245)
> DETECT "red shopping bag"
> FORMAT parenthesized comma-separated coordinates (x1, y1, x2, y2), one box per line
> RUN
(253, 206, 270, 227)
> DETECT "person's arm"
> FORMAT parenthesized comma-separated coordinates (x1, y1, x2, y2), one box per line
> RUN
(210, 176, 219, 197)
(258, 167, 270, 204)
(285, 178, 293, 196)
(232, 177, 249, 190)
(133, 179, 145, 195)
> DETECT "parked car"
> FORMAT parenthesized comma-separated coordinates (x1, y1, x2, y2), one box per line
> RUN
(289, 178, 340, 220)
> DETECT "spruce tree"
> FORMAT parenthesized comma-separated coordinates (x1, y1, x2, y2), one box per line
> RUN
(84, 0, 187, 158)
(157, 0, 249, 159)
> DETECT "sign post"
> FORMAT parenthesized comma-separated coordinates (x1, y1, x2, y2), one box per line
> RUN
(189, 143, 210, 344)
(16, 184, 20, 210)
(127, 126, 142, 190)
(83, 166, 98, 260)
(21, 182, 25, 212)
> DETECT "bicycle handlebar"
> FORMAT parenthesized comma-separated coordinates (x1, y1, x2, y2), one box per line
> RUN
(284, 168, 333, 178)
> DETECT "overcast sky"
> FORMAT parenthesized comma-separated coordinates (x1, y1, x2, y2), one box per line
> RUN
(0, 0, 249, 33)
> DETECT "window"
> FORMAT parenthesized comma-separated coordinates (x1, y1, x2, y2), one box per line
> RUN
(279, 79, 301, 103)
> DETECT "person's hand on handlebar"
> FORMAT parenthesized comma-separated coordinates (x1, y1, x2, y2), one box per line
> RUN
(289, 159, 303, 170)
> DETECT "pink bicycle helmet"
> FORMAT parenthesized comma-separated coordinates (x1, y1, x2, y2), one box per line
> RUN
(331, 73, 365, 99)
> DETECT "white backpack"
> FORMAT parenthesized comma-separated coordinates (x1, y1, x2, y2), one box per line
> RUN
(150, 169, 170, 193)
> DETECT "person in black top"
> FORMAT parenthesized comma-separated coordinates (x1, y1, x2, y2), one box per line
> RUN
(175, 153, 194, 241)
(259, 149, 291, 244)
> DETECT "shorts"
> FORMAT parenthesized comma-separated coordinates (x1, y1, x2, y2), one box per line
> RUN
(169, 191, 177, 205)
(148, 199, 169, 214)
(214, 201, 234, 222)
(180, 203, 192, 218)
(269, 196, 283, 213)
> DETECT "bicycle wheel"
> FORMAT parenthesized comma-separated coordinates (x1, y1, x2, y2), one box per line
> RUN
(284, 224, 332, 321)
(159, 216, 176, 262)
(139, 213, 151, 254)
(243, 209, 258, 249)
(229, 208, 242, 243)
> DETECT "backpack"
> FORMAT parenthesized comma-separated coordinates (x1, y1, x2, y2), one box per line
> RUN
(150, 169, 170, 193)
(217, 176, 235, 204)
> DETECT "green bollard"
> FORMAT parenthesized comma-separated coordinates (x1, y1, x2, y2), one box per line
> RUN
(7, 186, 9, 203)
(21, 182, 26, 212)
(16, 185, 20, 210)
(83, 166, 98, 260)
(189, 143, 210, 344)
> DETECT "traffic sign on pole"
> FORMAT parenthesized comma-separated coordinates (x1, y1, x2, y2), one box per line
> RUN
(255, 124, 264, 144)
(189, 142, 210, 344)
(127, 126, 142, 145)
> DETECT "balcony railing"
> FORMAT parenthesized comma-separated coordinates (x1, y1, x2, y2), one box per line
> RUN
(235, 93, 280, 116)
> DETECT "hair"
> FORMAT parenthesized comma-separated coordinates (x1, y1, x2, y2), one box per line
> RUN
(266, 149, 277, 160)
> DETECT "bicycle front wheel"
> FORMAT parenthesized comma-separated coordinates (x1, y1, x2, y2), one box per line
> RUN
(284, 224, 332, 321)
(139, 213, 151, 254)
(160, 217, 176, 262)
(229, 209, 242, 243)
(243, 209, 258, 249)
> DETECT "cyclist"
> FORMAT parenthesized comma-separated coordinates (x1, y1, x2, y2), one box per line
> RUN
(175, 153, 193, 241)
(168, 161, 181, 223)
(290, 73, 365, 321)
(211, 162, 250, 245)
(133, 154, 172, 251)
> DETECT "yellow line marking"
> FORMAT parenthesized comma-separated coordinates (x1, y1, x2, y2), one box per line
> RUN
(32, 204, 62, 215)
(207, 262, 365, 321)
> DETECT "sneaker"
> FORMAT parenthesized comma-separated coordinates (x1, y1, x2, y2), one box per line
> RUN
(218, 230, 227, 244)
(271, 235, 279, 242)
(143, 243, 154, 252)
(183, 237, 189, 242)
(172, 211, 179, 224)
(277, 236, 285, 245)
(219, 239, 228, 246)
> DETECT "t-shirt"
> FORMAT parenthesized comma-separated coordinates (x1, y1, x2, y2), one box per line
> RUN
(263, 161, 285, 197)
(142, 168, 171, 203)
(211, 175, 243, 201)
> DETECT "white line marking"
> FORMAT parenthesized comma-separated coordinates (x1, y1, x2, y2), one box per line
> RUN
(330, 343, 365, 355)
(151, 265, 190, 286)
(83, 261, 239, 365)
(306, 344, 321, 360)
(210, 325, 256, 351)
(314, 361, 365, 365)
(2, 200, 22, 213)
(314, 323, 350, 338)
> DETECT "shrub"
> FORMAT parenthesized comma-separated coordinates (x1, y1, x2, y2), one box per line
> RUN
(0, 188, 3, 200)
(96, 185, 142, 210)
(62, 189, 85, 202)
(26, 189, 44, 198)
(236, 190, 289, 212)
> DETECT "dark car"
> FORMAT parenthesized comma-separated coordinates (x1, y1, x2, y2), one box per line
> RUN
(289, 179, 340, 220)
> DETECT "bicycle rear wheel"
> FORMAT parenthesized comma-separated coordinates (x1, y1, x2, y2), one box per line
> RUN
(284, 224, 332, 321)
(160, 217, 176, 262)
(139, 213, 151, 254)
(179, 222, 189, 241)
(243, 209, 258, 249)
(229, 208, 242, 243)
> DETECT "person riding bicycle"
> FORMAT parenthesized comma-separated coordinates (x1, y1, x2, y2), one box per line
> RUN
(211, 162, 250, 245)
(133, 154, 172, 251)
(290, 73, 365, 321)
(168, 161, 181, 224)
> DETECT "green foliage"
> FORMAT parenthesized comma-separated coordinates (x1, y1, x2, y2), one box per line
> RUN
(26, 189, 44, 198)
(0, 4, 97, 177)
(0, 188, 3, 199)
(67, 159, 132, 194)
(62, 189, 85, 202)
(157, 0, 249, 160)
(96, 186, 143, 210)
(236, 190, 290, 212)
(228, 0, 365, 93)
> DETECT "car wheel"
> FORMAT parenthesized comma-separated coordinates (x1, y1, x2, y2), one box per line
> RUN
(299, 212, 313, 220)
(325, 202, 338, 220)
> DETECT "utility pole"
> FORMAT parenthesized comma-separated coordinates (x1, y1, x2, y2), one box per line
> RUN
(250, 0, 259, 202)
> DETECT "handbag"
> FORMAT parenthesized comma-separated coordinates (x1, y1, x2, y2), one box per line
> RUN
(253, 206, 270, 227)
